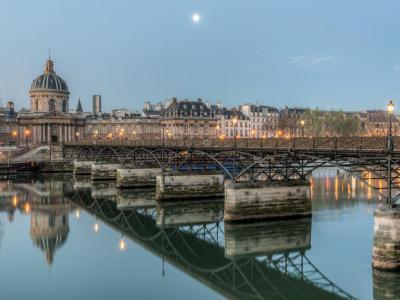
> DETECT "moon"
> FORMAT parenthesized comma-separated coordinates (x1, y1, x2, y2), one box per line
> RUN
(192, 13, 200, 23)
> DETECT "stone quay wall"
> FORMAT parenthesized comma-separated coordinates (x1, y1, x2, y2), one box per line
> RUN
(116, 168, 161, 188)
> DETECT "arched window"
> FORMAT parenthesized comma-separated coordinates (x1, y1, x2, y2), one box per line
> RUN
(49, 99, 56, 111)
(62, 100, 67, 113)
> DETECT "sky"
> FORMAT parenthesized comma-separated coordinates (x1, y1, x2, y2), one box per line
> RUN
(0, 0, 400, 112)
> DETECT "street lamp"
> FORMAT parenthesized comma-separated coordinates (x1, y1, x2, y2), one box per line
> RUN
(25, 129, 31, 148)
(387, 100, 395, 203)
(232, 117, 238, 180)
(300, 120, 305, 137)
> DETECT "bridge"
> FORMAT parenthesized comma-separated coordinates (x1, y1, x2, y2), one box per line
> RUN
(64, 179, 356, 300)
(63, 137, 400, 201)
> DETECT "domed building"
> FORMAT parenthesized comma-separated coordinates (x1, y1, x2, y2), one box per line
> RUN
(17, 58, 84, 144)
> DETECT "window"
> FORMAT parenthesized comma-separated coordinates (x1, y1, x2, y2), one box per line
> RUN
(34, 99, 38, 111)
(62, 100, 67, 113)
(49, 99, 56, 111)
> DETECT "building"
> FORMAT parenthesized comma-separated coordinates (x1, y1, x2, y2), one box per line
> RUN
(359, 110, 400, 136)
(17, 58, 85, 145)
(216, 108, 250, 138)
(93, 95, 102, 116)
(240, 103, 279, 138)
(0, 101, 18, 144)
(161, 98, 218, 139)
(83, 116, 160, 141)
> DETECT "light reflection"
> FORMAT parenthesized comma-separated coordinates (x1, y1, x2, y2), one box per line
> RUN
(12, 195, 18, 207)
(24, 203, 31, 214)
(119, 238, 126, 251)
(75, 209, 80, 219)
(93, 222, 99, 233)
(334, 176, 338, 201)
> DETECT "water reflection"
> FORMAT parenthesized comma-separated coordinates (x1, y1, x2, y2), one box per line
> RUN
(0, 177, 71, 265)
(0, 172, 391, 299)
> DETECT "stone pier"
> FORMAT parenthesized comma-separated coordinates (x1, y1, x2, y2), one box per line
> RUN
(73, 161, 95, 175)
(372, 204, 400, 271)
(224, 218, 311, 258)
(156, 199, 224, 228)
(155, 172, 224, 201)
(224, 180, 311, 222)
(91, 163, 121, 181)
(116, 168, 161, 188)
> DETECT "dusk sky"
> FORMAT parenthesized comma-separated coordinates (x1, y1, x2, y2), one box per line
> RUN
(1, 0, 399, 112)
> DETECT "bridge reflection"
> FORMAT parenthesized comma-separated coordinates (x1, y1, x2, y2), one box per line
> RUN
(64, 175, 356, 299)
(0, 174, 379, 299)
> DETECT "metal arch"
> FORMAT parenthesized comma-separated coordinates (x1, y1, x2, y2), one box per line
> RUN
(95, 146, 124, 163)
(121, 147, 163, 167)
(162, 149, 235, 179)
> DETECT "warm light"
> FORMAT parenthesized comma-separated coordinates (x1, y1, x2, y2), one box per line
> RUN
(232, 118, 238, 125)
(12, 195, 18, 207)
(167, 132, 172, 137)
(216, 125, 220, 130)
(93, 223, 99, 232)
(192, 13, 201, 22)
(300, 120, 305, 126)
(75, 209, 80, 219)
(119, 131, 124, 137)
(108, 133, 113, 138)
(251, 129, 256, 136)
(132, 131, 136, 135)
(236, 134, 240, 139)
(75, 132, 80, 137)
(120, 128, 125, 132)
(388, 100, 395, 114)
(24, 203, 31, 214)
(94, 130, 98, 135)
(219, 134, 225, 140)
(119, 238, 126, 251)
(12, 131, 17, 137)
(25, 129, 31, 136)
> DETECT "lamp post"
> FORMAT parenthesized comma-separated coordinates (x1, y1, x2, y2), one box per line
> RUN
(24, 129, 31, 148)
(387, 100, 395, 203)
(300, 120, 305, 137)
(232, 117, 238, 180)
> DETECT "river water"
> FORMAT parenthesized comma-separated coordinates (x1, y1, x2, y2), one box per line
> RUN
(0, 169, 392, 299)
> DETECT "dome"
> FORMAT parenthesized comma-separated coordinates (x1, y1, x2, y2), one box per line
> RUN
(30, 59, 69, 93)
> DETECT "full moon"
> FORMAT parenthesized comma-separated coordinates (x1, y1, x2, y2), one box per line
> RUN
(192, 13, 200, 22)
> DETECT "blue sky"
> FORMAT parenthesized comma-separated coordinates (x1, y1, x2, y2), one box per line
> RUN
(0, 0, 399, 112)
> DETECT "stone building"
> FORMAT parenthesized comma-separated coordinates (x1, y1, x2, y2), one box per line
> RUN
(83, 116, 160, 141)
(0, 101, 18, 144)
(216, 108, 251, 138)
(240, 103, 279, 138)
(17, 58, 85, 145)
(358, 110, 400, 136)
(161, 98, 218, 139)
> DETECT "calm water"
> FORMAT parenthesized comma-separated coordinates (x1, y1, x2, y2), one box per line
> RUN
(0, 170, 391, 299)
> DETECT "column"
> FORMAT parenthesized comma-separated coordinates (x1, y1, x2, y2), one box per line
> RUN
(47, 124, 51, 144)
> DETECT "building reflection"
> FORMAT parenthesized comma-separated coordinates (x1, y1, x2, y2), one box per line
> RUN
(311, 168, 382, 211)
(0, 176, 71, 265)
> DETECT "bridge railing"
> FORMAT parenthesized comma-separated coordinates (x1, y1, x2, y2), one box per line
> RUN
(64, 136, 396, 151)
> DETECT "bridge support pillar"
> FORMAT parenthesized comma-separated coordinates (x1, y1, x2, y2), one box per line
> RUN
(73, 160, 96, 175)
(116, 168, 161, 188)
(156, 172, 224, 201)
(373, 204, 400, 271)
(91, 163, 121, 181)
(224, 180, 311, 222)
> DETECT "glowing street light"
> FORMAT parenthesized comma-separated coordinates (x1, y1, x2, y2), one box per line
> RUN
(387, 100, 395, 203)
